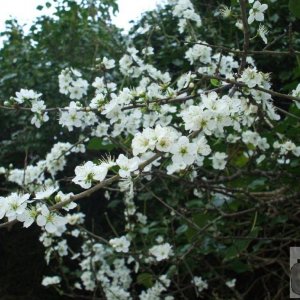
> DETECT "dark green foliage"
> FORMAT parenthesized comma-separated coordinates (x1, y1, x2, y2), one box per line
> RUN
(0, 0, 124, 167)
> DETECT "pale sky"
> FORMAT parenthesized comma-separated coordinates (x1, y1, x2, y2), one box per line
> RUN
(0, 0, 164, 38)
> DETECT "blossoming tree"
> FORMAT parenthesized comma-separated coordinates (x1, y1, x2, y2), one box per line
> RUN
(1, 0, 300, 298)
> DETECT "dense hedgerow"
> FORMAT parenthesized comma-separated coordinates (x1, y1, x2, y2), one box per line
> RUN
(1, 0, 300, 299)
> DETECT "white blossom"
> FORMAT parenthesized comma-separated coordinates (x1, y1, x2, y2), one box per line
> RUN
(36, 205, 67, 233)
(42, 276, 61, 286)
(72, 161, 109, 189)
(102, 57, 115, 69)
(109, 236, 131, 253)
(5, 193, 30, 221)
(149, 243, 173, 261)
(226, 278, 236, 288)
(116, 154, 140, 178)
(258, 24, 268, 44)
(192, 276, 208, 293)
(248, 1, 268, 24)
(210, 152, 228, 170)
(170, 136, 197, 165)
(14, 89, 42, 104)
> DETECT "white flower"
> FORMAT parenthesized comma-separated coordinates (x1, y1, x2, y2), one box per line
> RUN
(55, 240, 68, 256)
(119, 54, 133, 75)
(89, 93, 105, 110)
(194, 136, 211, 156)
(132, 131, 154, 156)
(171, 136, 197, 165)
(30, 100, 49, 128)
(172, 0, 202, 32)
(14, 89, 42, 104)
(5, 193, 30, 221)
(202, 92, 228, 114)
(42, 276, 61, 286)
(293, 146, 300, 157)
(180, 105, 215, 134)
(258, 24, 268, 44)
(292, 83, 300, 109)
(66, 212, 85, 225)
(177, 72, 195, 90)
(92, 77, 106, 92)
(72, 161, 109, 189)
(102, 57, 115, 69)
(71, 79, 88, 100)
(142, 47, 154, 56)
(210, 152, 228, 170)
(116, 154, 140, 178)
(17, 207, 37, 228)
(31, 99, 46, 113)
(235, 20, 243, 31)
(55, 191, 77, 211)
(166, 161, 187, 175)
(109, 236, 131, 253)
(101, 97, 123, 124)
(136, 212, 147, 224)
(59, 101, 84, 131)
(240, 67, 263, 88)
(149, 243, 173, 261)
(35, 186, 58, 200)
(156, 236, 164, 243)
(69, 86, 84, 100)
(58, 68, 88, 100)
(248, 1, 268, 24)
(219, 5, 232, 18)
(31, 110, 49, 128)
(92, 122, 109, 137)
(36, 205, 67, 233)
(185, 43, 212, 65)
(0, 196, 8, 219)
(192, 276, 208, 293)
(70, 68, 82, 77)
(155, 125, 178, 153)
(226, 278, 236, 288)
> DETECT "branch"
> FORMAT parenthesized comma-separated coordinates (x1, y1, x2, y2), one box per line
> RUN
(0, 152, 163, 229)
(238, 0, 250, 74)
(198, 73, 300, 103)
(184, 41, 300, 56)
(0, 85, 230, 114)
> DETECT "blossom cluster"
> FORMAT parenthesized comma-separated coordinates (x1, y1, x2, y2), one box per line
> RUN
(0, 0, 299, 298)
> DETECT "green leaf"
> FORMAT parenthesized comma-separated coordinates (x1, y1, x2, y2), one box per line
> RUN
(0, 73, 17, 85)
(223, 240, 249, 261)
(87, 137, 115, 151)
(231, 153, 249, 168)
(291, 159, 300, 167)
(192, 213, 212, 228)
(172, 59, 183, 66)
(107, 199, 120, 209)
(176, 224, 188, 235)
(210, 78, 220, 87)
(166, 265, 177, 277)
(289, 0, 300, 18)
(249, 177, 267, 189)
(36, 5, 43, 10)
(223, 227, 259, 261)
(271, 215, 288, 224)
(137, 273, 154, 288)
(185, 199, 204, 208)
(229, 259, 251, 273)
(139, 227, 149, 234)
